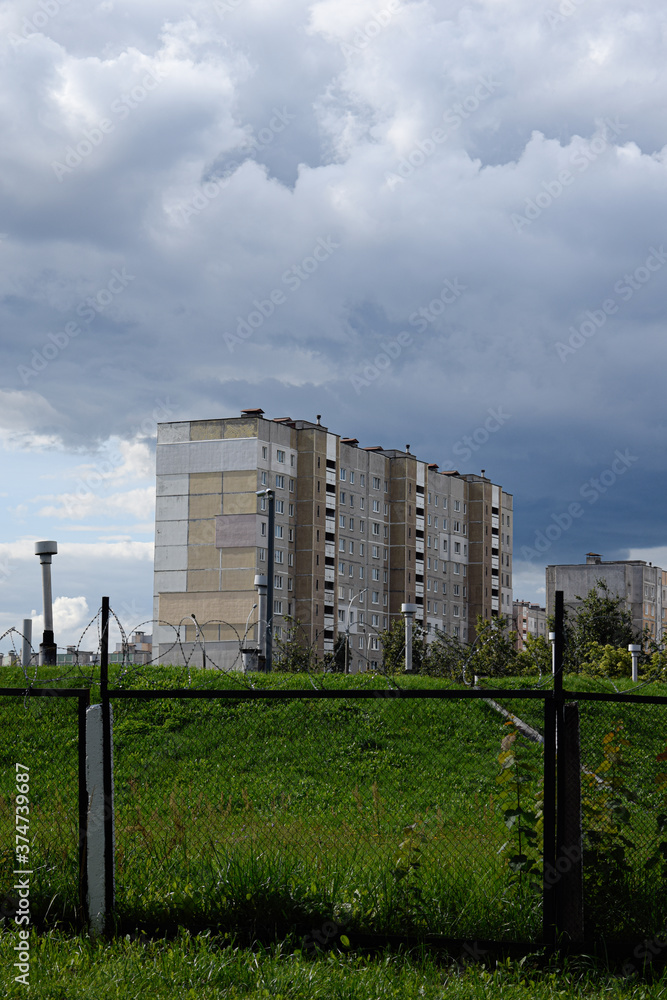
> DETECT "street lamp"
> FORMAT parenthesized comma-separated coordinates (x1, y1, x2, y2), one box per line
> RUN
(401, 603, 419, 672)
(345, 587, 368, 674)
(256, 489, 274, 671)
(35, 541, 57, 665)
(628, 644, 641, 683)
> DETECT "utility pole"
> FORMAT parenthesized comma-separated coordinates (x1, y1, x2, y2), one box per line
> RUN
(256, 489, 275, 671)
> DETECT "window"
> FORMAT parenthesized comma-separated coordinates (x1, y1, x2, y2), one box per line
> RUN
(277, 449, 285, 463)
(349, 541, 354, 553)
(372, 591, 379, 603)
(259, 548, 266, 561)
(339, 468, 346, 481)
(274, 600, 283, 614)
(427, 556, 431, 569)
(288, 528, 294, 542)
(433, 581, 438, 593)
(371, 613, 379, 626)
(453, 584, 460, 596)
(383, 525, 388, 538)
(359, 497, 365, 510)
(275, 550, 283, 563)
(372, 568, 380, 581)
(372, 499, 380, 512)
(291, 454, 295, 466)
(261, 471, 267, 486)
(435, 496, 438, 506)
(261, 522, 267, 536)
(339, 515, 346, 528)
(274, 575, 283, 589)
(349, 495, 354, 508)
(427, 580, 431, 591)
(339, 538, 345, 551)
(453, 521, 460, 532)
(275, 525, 283, 538)
(359, 613, 365, 624)
(372, 522, 380, 535)
(338, 609, 346, 622)
(289, 503, 294, 517)
(349, 518, 354, 530)
(340, 491, 346, 504)
(370, 637, 379, 650)
(434, 518, 438, 529)
(372, 476, 381, 490)
(427, 600, 431, 612)
(453, 605, 460, 617)
(338, 585, 345, 599)
(454, 541, 461, 554)
(383, 593, 388, 606)
(349, 564, 353, 577)
(428, 514, 432, 526)
(275, 500, 284, 514)
(339, 561, 345, 573)
(384, 504, 388, 516)
(359, 543, 364, 555)
(372, 545, 379, 558)
(350, 471, 355, 484)
(384, 481, 388, 492)
(358, 636, 363, 648)
(288, 578, 293, 591)
(289, 478, 295, 491)
(454, 500, 460, 511)
(442, 498, 447, 509)
(276, 474, 285, 488)
(360, 474, 366, 486)
(359, 566, 364, 578)
(260, 497, 267, 511)
(454, 563, 460, 574)
(262, 446, 267, 459)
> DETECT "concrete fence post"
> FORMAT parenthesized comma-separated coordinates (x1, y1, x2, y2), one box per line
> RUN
(85, 703, 115, 935)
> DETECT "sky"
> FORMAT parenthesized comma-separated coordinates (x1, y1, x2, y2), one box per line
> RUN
(1, 0, 666, 654)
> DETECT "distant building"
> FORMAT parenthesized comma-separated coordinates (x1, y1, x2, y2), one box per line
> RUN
(512, 600, 547, 650)
(153, 409, 514, 671)
(57, 647, 97, 665)
(546, 552, 667, 642)
(110, 631, 153, 665)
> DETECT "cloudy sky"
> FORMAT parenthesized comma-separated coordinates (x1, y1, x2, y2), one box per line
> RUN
(1, 0, 666, 654)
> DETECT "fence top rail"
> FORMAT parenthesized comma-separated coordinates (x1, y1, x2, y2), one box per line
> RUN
(562, 688, 667, 705)
(105, 686, 552, 701)
(0, 687, 91, 700)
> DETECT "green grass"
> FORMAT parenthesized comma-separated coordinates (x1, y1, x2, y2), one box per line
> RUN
(3, 929, 667, 999)
(2, 668, 667, 946)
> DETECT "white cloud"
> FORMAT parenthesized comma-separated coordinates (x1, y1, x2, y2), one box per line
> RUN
(31, 595, 90, 639)
(36, 486, 155, 521)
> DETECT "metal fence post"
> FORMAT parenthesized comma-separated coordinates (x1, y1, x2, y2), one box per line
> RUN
(100, 597, 115, 930)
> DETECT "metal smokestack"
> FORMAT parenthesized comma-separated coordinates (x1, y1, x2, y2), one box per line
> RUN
(35, 541, 58, 665)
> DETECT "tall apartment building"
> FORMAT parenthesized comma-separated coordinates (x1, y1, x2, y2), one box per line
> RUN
(153, 409, 513, 670)
(546, 552, 667, 642)
(512, 600, 548, 650)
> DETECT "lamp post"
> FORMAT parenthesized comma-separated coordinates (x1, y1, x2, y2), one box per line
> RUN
(401, 603, 419, 672)
(628, 644, 641, 683)
(345, 588, 368, 674)
(548, 631, 556, 675)
(35, 541, 57, 665)
(256, 489, 274, 671)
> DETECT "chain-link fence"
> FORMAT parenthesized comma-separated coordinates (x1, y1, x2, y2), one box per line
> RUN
(0, 689, 88, 930)
(578, 694, 667, 945)
(109, 690, 548, 944)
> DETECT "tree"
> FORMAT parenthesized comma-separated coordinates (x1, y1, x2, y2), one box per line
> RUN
(558, 580, 639, 672)
(466, 615, 521, 679)
(379, 617, 426, 674)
